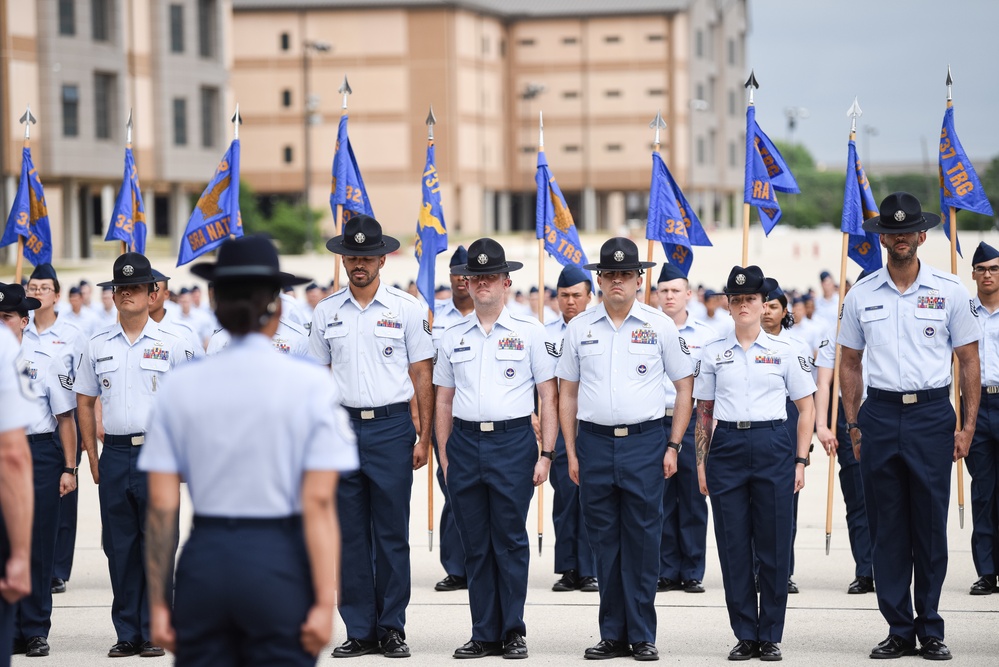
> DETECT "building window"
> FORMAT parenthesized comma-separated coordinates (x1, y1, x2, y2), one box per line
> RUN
(695, 29, 703, 57)
(92, 0, 112, 42)
(564, 145, 580, 153)
(728, 89, 736, 116)
(696, 137, 705, 165)
(647, 34, 664, 42)
(562, 90, 579, 99)
(708, 129, 716, 165)
(481, 36, 489, 55)
(282, 89, 292, 107)
(517, 38, 535, 46)
(605, 90, 621, 98)
(606, 144, 622, 152)
(173, 98, 187, 146)
(647, 88, 664, 97)
(695, 83, 704, 103)
(61, 85, 79, 137)
(200, 86, 220, 148)
(729, 141, 737, 167)
(562, 36, 577, 45)
(727, 38, 735, 65)
(604, 35, 621, 43)
(198, 0, 217, 58)
(94, 72, 116, 139)
(499, 39, 506, 57)
(59, 0, 75, 36)
(280, 32, 290, 51)
(169, 4, 184, 53)
(283, 146, 293, 163)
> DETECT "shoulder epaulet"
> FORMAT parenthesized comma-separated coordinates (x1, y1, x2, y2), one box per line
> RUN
(318, 287, 348, 304)
(384, 284, 422, 306)
(89, 325, 114, 341)
(931, 268, 961, 284)
(282, 318, 308, 336)
(763, 332, 790, 346)
(854, 269, 880, 287)
(443, 312, 475, 335)
(508, 311, 545, 327)
(212, 327, 224, 336)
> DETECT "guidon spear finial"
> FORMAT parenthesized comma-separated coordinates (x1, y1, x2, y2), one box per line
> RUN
(649, 109, 667, 147)
(19, 105, 37, 140)
(230, 104, 242, 140)
(744, 70, 759, 105)
(426, 105, 436, 141)
(339, 75, 352, 110)
(847, 97, 862, 134)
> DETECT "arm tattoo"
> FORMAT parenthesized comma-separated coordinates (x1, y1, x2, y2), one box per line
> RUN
(146, 506, 179, 607)
(694, 400, 714, 466)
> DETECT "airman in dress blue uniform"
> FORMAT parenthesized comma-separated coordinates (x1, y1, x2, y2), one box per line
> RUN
(694, 265, 816, 662)
(557, 238, 694, 661)
(545, 265, 598, 594)
(655, 262, 714, 595)
(431, 246, 473, 593)
(141, 235, 358, 666)
(839, 193, 981, 660)
(968, 242, 999, 596)
(74, 252, 195, 658)
(434, 238, 558, 659)
(309, 215, 435, 658)
(0, 284, 77, 658)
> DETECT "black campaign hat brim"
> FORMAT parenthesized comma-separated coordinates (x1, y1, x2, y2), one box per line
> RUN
(862, 212, 941, 234)
(451, 260, 524, 275)
(190, 262, 311, 287)
(582, 261, 656, 271)
(325, 235, 401, 256)
(96, 276, 156, 288)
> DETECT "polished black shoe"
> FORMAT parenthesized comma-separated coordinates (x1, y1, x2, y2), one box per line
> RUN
(848, 576, 876, 594)
(969, 574, 996, 596)
(656, 577, 681, 592)
(759, 641, 782, 662)
(919, 638, 952, 661)
(728, 640, 759, 661)
(552, 569, 580, 592)
(453, 640, 504, 659)
(25, 636, 50, 657)
(50, 577, 66, 594)
(584, 639, 632, 660)
(381, 630, 410, 658)
(631, 642, 659, 661)
(503, 633, 528, 660)
(333, 638, 382, 658)
(682, 579, 705, 593)
(786, 578, 799, 594)
(109, 641, 140, 658)
(139, 641, 166, 657)
(870, 635, 918, 659)
(580, 576, 599, 592)
(435, 574, 468, 592)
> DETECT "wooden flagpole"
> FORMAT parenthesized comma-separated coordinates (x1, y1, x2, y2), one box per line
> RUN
(945, 69, 965, 528)
(426, 106, 436, 552)
(645, 110, 666, 305)
(13, 106, 35, 283)
(334, 76, 351, 292)
(536, 111, 545, 556)
(741, 72, 759, 266)
(229, 104, 241, 240)
(121, 109, 133, 255)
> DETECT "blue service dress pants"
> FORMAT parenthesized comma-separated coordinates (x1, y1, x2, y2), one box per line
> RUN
(858, 393, 954, 643)
(832, 403, 874, 578)
(53, 432, 83, 582)
(15, 433, 63, 640)
(0, 518, 12, 667)
(446, 423, 536, 642)
(550, 430, 596, 577)
(432, 435, 466, 578)
(173, 519, 316, 667)
(577, 423, 666, 644)
(707, 423, 795, 643)
(968, 391, 999, 578)
(660, 418, 706, 582)
(98, 441, 151, 644)
(338, 412, 416, 641)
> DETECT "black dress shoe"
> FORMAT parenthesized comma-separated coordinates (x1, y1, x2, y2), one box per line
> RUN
(580, 576, 599, 592)
(109, 641, 140, 658)
(584, 639, 631, 660)
(381, 630, 410, 658)
(435, 574, 468, 592)
(848, 576, 876, 594)
(656, 577, 680, 592)
(631, 642, 659, 661)
(969, 574, 996, 595)
(786, 578, 799, 594)
(552, 569, 580, 592)
(728, 640, 759, 661)
(870, 635, 918, 659)
(683, 579, 705, 593)
(759, 641, 782, 662)
(503, 633, 528, 660)
(50, 577, 66, 594)
(453, 640, 504, 659)
(140, 641, 166, 657)
(26, 636, 50, 657)
(333, 638, 382, 658)
(919, 638, 952, 661)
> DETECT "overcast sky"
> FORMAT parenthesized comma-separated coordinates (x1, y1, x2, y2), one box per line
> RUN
(747, 0, 999, 170)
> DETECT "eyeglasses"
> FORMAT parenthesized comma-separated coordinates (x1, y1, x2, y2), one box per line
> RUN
(974, 266, 999, 275)
(26, 286, 54, 295)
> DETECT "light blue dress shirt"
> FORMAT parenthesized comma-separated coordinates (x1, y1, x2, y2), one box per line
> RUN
(972, 296, 999, 386)
(207, 319, 310, 358)
(665, 314, 718, 408)
(19, 337, 76, 435)
(0, 328, 35, 433)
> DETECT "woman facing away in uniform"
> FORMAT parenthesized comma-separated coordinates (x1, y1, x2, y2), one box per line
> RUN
(693, 266, 816, 662)
(139, 235, 358, 666)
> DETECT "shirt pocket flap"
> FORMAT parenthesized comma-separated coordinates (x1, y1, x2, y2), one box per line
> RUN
(450, 349, 475, 364)
(324, 324, 350, 339)
(139, 357, 170, 372)
(94, 357, 119, 374)
(496, 348, 527, 361)
(629, 342, 659, 356)
(374, 324, 405, 339)
(579, 341, 602, 357)
(859, 307, 890, 323)
(913, 308, 946, 321)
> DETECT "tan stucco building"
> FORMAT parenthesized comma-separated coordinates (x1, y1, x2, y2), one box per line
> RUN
(232, 0, 747, 240)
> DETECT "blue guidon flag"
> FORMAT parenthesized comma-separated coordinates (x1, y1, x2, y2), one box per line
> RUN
(536, 150, 588, 269)
(177, 138, 242, 266)
(1, 146, 52, 266)
(745, 105, 799, 235)
(105, 146, 147, 253)
(646, 151, 712, 276)
(414, 142, 447, 308)
(841, 138, 882, 274)
(331, 115, 374, 228)
(939, 105, 993, 257)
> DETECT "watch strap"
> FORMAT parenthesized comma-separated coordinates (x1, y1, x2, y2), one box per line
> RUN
(63, 466, 78, 475)
(539, 450, 555, 461)
(846, 422, 861, 431)
(667, 441, 682, 452)
(794, 456, 809, 466)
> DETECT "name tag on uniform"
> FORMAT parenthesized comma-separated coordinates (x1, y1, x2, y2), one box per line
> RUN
(143, 345, 170, 362)
(498, 336, 524, 351)
(96, 356, 114, 363)
(917, 296, 946, 309)
(755, 355, 780, 365)
(328, 320, 343, 327)
(580, 339, 599, 346)
(864, 305, 884, 312)
(631, 327, 657, 345)
(453, 346, 471, 353)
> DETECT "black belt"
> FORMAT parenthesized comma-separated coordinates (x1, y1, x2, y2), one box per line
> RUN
(580, 419, 661, 438)
(344, 402, 409, 420)
(104, 433, 145, 447)
(194, 515, 301, 529)
(984, 386, 999, 395)
(27, 432, 55, 444)
(867, 386, 950, 405)
(716, 419, 785, 430)
(453, 416, 532, 433)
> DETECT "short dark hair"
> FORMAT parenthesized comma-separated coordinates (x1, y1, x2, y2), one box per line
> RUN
(215, 280, 281, 336)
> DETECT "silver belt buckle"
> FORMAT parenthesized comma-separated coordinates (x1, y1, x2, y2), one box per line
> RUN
(480, 422, 495, 432)
(988, 386, 999, 395)
(665, 408, 674, 417)
(361, 410, 376, 420)
(902, 394, 918, 405)
(131, 435, 145, 446)
(613, 427, 629, 437)
(736, 421, 751, 430)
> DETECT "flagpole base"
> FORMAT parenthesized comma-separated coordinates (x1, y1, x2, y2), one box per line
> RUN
(825, 534, 831, 556)
(959, 507, 964, 529)
(538, 535, 543, 557)
(429, 530, 433, 552)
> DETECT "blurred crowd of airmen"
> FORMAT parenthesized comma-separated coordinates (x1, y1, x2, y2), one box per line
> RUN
(0, 190, 997, 663)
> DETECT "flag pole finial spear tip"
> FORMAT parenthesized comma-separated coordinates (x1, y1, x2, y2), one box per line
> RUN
(538, 110, 544, 149)
(339, 75, 352, 110)
(744, 70, 759, 105)
(425, 104, 436, 141)
(946, 64, 953, 101)
(19, 105, 37, 140)
(126, 108, 133, 146)
(649, 109, 667, 147)
(230, 103, 242, 140)
(847, 96, 862, 133)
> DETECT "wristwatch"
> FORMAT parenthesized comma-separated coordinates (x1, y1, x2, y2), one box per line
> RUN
(63, 467, 78, 476)
(846, 422, 861, 432)
(794, 457, 809, 466)
(539, 450, 555, 461)
(667, 441, 682, 454)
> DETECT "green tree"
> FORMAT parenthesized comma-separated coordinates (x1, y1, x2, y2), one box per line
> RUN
(239, 180, 322, 254)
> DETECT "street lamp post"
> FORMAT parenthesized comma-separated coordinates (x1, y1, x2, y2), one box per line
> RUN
(303, 39, 331, 251)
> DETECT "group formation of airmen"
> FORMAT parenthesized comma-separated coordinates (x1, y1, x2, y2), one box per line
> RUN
(0, 190, 997, 665)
